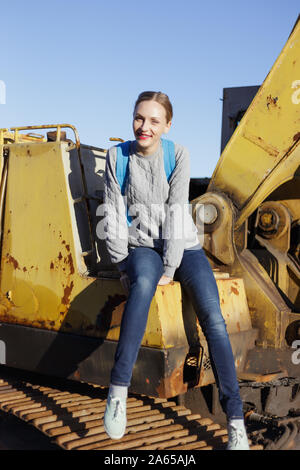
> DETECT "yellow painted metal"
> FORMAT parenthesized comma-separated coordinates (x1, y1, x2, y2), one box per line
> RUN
(191, 18, 300, 350)
(208, 18, 300, 230)
(106, 275, 253, 351)
(0, 141, 91, 328)
(0, 140, 252, 362)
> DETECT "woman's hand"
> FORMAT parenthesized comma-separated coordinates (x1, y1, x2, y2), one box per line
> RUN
(120, 272, 130, 295)
(158, 275, 173, 286)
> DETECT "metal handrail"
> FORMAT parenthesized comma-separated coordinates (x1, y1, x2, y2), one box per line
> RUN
(10, 124, 81, 148)
(0, 129, 8, 145)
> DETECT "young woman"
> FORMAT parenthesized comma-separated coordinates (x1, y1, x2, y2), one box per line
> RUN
(103, 91, 249, 450)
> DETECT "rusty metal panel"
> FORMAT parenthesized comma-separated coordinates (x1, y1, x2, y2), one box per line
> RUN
(0, 140, 191, 354)
(0, 141, 94, 330)
(0, 139, 254, 350)
(0, 136, 257, 396)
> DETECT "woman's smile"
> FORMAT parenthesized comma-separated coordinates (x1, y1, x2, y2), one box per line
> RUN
(137, 133, 152, 140)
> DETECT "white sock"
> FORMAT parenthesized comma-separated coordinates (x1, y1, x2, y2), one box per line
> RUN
(109, 384, 128, 400)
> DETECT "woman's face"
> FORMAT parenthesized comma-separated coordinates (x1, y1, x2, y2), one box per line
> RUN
(133, 100, 172, 155)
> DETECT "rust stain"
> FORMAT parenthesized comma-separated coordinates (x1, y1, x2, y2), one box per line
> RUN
(50, 261, 54, 269)
(293, 132, 300, 142)
(67, 253, 74, 274)
(4, 254, 32, 273)
(156, 362, 187, 398)
(0, 292, 15, 310)
(65, 244, 70, 252)
(6, 254, 20, 270)
(73, 370, 81, 380)
(266, 94, 278, 109)
(237, 321, 241, 332)
(56, 248, 74, 273)
(231, 286, 239, 295)
(0, 306, 57, 330)
(61, 281, 74, 306)
(242, 132, 279, 157)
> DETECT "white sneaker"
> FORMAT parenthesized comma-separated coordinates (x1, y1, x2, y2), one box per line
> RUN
(104, 395, 127, 440)
(227, 419, 250, 450)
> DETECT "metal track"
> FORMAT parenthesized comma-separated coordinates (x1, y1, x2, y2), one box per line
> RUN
(0, 372, 262, 451)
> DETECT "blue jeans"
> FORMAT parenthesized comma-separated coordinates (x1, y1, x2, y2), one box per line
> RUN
(110, 246, 243, 420)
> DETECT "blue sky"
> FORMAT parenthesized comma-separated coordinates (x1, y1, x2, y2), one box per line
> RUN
(1, 0, 299, 176)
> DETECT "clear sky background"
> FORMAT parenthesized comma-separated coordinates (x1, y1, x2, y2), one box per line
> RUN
(1, 0, 299, 177)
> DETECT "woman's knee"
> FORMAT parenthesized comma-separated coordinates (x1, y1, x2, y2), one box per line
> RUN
(127, 248, 163, 284)
(201, 309, 228, 337)
(133, 274, 158, 295)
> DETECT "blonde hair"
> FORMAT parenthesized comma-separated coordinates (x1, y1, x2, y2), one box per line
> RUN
(134, 91, 173, 123)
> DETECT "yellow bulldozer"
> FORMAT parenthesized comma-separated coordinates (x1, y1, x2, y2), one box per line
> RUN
(0, 16, 299, 433)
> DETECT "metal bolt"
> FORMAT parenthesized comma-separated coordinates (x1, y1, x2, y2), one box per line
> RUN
(198, 203, 218, 225)
(258, 209, 279, 232)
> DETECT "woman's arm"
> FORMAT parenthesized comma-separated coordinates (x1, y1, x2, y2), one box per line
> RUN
(162, 144, 191, 279)
(103, 146, 129, 271)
